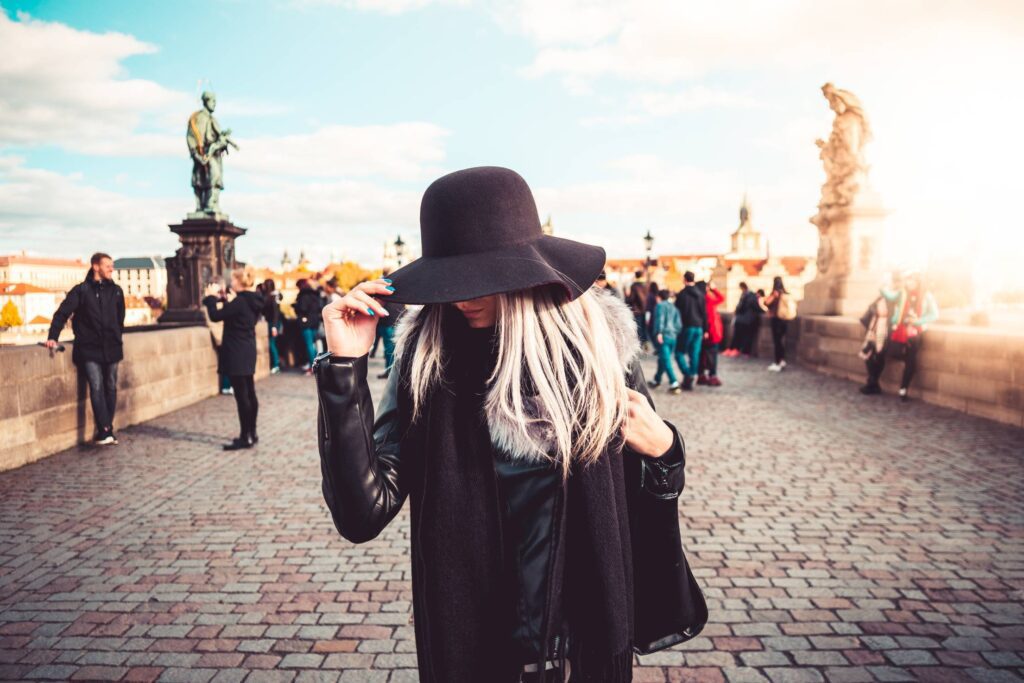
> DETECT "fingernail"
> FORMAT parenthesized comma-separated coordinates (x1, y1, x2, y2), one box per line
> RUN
(367, 308, 375, 316)
(383, 278, 393, 283)
(385, 286, 395, 292)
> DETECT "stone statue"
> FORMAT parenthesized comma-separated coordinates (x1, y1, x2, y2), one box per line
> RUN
(187, 91, 238, 216)
(811, 83, 871, 234)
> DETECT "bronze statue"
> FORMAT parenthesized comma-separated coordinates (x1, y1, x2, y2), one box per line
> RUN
(187, 91, 238, 216)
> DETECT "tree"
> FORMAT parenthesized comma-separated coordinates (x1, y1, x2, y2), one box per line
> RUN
(0, 300, 23, 329)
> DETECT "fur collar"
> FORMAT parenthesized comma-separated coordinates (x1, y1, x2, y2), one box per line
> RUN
(394, 288, 641, 463)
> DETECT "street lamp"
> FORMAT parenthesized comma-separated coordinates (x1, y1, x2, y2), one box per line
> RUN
(394, 235, 406, 268)
(642, 230, 655, 283)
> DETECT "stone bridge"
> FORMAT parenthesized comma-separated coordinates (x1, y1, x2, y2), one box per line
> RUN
(1, 353, 1021, 683)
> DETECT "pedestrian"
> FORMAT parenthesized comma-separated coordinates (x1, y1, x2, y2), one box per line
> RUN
(260, 278, 283, 375)
(647, 288, 683, 393)
(45, 252, 125, 446)
(314, 166, 706, 682)
(625, 276, 648, 347)
(645, 280, 659, 343)
(858, 295, 890, 395)
(698, 282, 724, 387)
(323, 277, 343, 304)
(881, 271, 938, 401)
(294, 278, 322, 374)
(203, 266, 264, 450)
(724, 282, 757, 358)
(673, 271, 705, 391)
(374, 297, 405, 380)
(762, 276, 795, 372)
(594, 271, 618, 297)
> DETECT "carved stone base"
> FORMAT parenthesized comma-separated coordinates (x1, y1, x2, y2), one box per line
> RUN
(799, 198, 887, 318)
(162, 216, 246, 324)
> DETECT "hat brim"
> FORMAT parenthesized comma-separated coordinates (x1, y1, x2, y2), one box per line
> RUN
(383, 235, 606, 305)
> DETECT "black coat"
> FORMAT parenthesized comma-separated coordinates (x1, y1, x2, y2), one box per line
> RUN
(675, 286, 706, 329)
(294, 288, 323, 330)
(734, 290, 760, 325)
(48, 273, 126, 365)
(203, 291, 264, 376)
(314, 313, 707, 681)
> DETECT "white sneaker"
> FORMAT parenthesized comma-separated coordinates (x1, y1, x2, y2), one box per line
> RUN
(94, 434, 115, 446)
(767, 363, 779, 372)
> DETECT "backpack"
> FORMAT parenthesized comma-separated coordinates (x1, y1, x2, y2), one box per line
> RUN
(777, 292, 797, 320)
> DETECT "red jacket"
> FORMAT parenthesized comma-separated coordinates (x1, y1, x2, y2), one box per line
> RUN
(705, 287, 725, 344)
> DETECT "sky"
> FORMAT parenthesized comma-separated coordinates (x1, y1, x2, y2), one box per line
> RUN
(1, 0, 1022, 293)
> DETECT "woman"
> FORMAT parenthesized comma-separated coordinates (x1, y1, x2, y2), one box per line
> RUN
(697, 282, 724, 386)
(761, 276, 790, 372)
(315, 167, 706, 682)
(880, 271, 937, 401)
(203, 267, 264, 450)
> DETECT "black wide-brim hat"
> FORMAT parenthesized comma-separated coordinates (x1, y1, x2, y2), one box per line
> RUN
(385, 166, 606, 305)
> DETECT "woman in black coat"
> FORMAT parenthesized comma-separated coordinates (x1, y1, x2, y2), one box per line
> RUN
(203, 267, 264, 450)
(314, 167, 705, 682)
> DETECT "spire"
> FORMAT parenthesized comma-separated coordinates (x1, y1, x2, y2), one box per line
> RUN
(739, 193, 750, 226)
(541, 214, 554, 236)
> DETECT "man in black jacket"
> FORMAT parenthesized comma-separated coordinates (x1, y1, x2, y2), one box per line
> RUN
(673, 271, 706, 390)
(46, 252, 126, 445)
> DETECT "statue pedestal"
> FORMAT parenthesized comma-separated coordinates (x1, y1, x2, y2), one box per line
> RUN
(161, 215, 246, 324)
(799, 197, 887, 318)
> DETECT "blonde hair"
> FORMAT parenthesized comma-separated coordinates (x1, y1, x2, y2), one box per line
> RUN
(232, 266, 255, 290)
(396, 287, 629, 481)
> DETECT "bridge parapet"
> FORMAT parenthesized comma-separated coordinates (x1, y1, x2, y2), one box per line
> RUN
(721, 312, 1024, 428)
(0, 324, 268, 471)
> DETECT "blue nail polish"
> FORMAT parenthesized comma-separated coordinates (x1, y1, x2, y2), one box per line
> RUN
(386, 286, 395, 292)
(383, 278, 393, 283)
(367, 308, 375, 316)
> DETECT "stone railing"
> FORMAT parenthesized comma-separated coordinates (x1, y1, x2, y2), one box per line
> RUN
(720, 312, 1024, 428)
(0, 324, 269, 471)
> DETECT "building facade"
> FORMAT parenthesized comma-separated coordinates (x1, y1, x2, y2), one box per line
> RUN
(605, 197, 816, 308)
(113, 256, 168, 300)
(0, 254, 88, 292)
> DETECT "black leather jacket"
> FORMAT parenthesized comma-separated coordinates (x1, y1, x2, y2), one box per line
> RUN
(316, 354, 685, 663)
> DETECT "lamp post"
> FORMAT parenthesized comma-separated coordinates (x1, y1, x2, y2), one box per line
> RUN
(642, 230, 654, 284)
(394, 235, 406, 268)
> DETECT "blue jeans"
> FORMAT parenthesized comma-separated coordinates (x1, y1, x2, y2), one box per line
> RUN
(82, 361, 118, 434)
(301, 327, 318, 366)
(678, 326, 703, 379)
(267, 322, 281, 369)
(654, 336, 678, 385)
(381, 325, 397, 372)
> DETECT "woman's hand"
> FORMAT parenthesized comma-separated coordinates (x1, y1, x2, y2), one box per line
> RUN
(323, 278, 394, 358)
(621, 388, 674, 457)
(203, 283, 222, 300)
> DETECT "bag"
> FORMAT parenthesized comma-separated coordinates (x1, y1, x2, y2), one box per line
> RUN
(889, 323, 918, 345)
(776, 293, 797, 321)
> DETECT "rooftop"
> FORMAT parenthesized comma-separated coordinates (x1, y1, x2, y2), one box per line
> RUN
(114, 256, 166, 269)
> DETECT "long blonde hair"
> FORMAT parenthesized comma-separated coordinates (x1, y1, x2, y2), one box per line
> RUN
(395, 287, 630, 481)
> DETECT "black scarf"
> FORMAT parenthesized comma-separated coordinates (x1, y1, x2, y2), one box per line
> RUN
(400, 309, 635, 682)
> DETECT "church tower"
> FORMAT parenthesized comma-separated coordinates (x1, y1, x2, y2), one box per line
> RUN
(728, 194, 765, 258)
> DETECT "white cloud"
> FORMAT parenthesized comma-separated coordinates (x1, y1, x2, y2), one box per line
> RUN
(0, 156, 420, 269)
(235, 123, 448, 180)
(582, 85, 761, 126)
(293, 0, 469, 14)
(532, 154, 817, 258)
(0, 8, 187, 156)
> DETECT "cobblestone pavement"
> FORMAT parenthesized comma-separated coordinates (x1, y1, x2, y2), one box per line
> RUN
(1, 353, 1022, 683)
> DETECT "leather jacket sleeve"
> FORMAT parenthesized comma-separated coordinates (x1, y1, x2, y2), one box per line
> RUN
(315, 354, 407, 543)
(625, 357, 686, 500)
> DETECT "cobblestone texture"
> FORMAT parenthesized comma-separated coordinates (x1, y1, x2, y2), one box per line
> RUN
(1, 353, 1022, 682)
